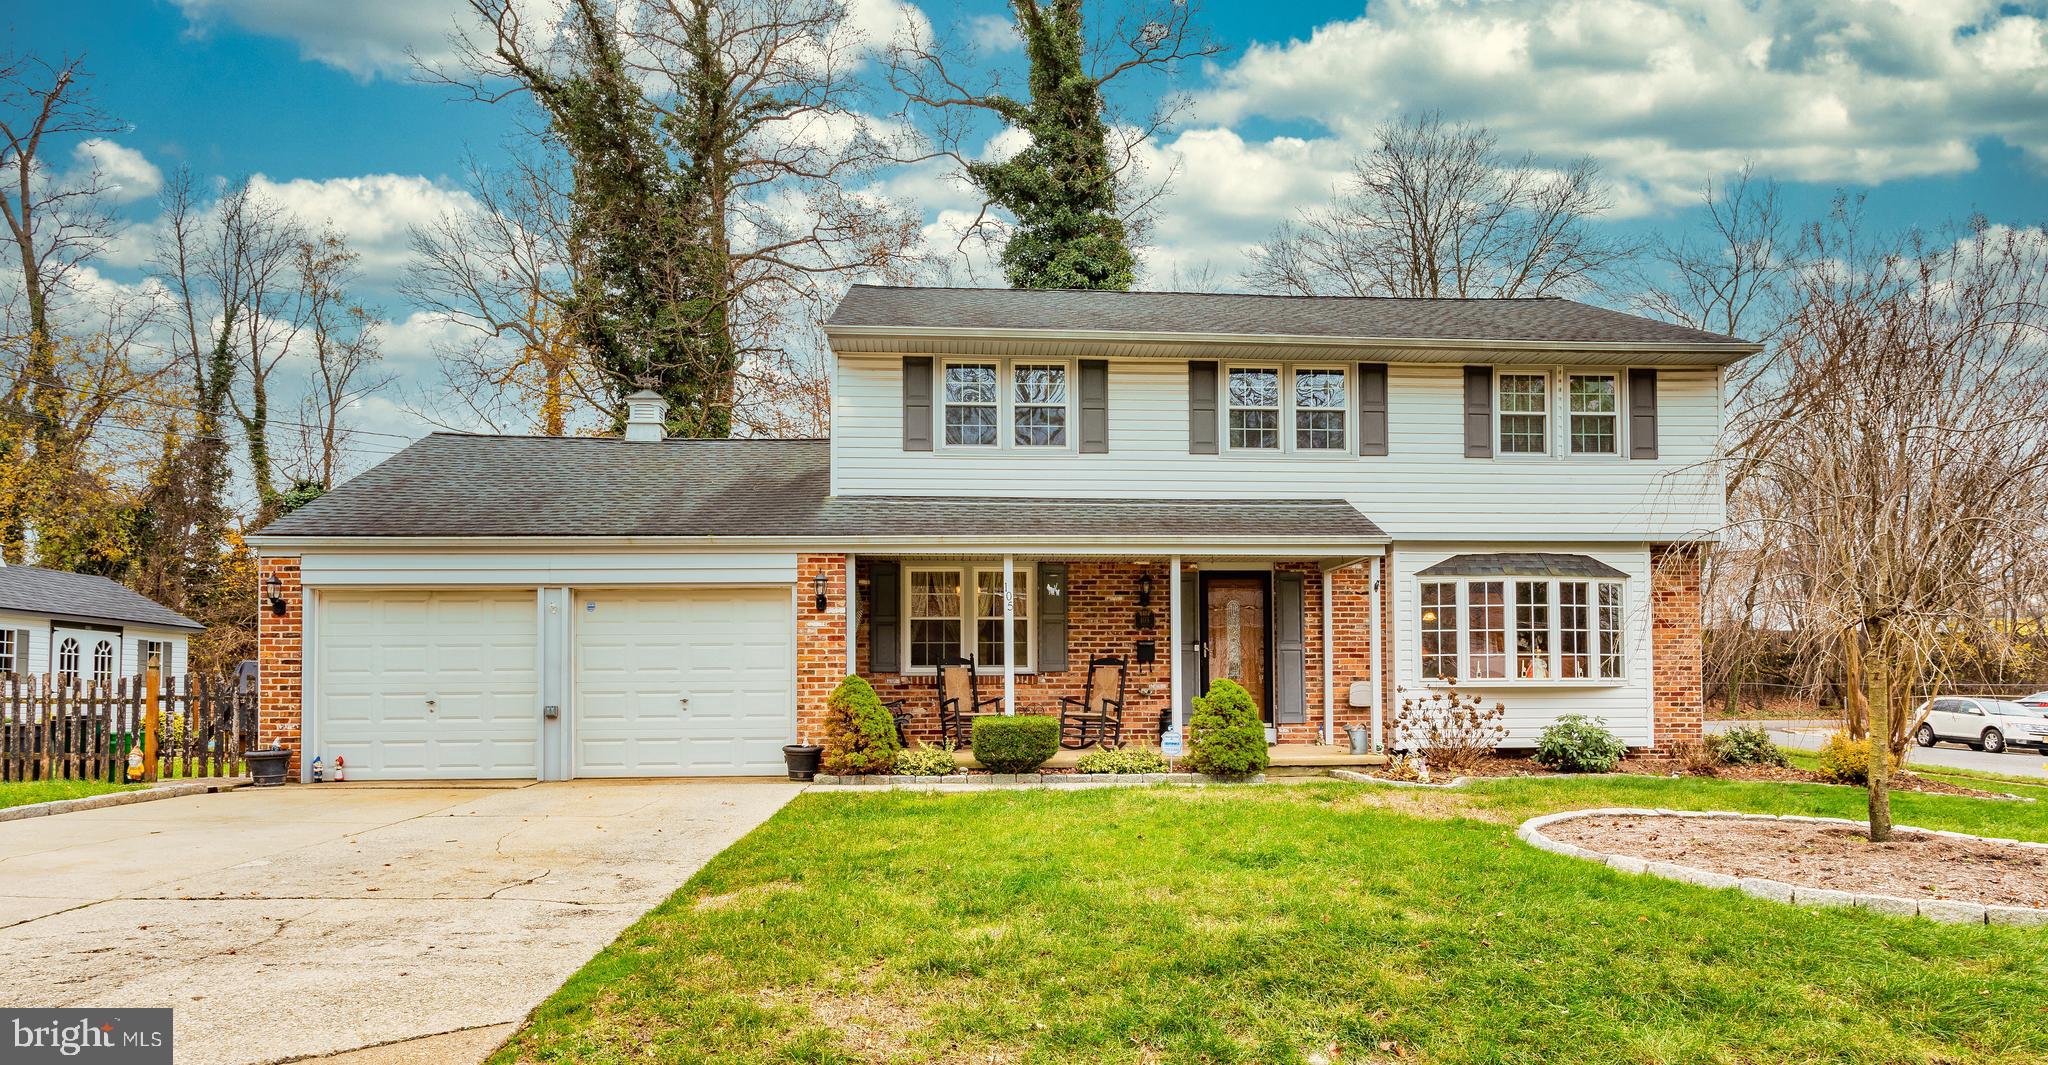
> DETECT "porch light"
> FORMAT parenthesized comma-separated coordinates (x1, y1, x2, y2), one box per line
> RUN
(264, 574, 288, 616)
(1136, 572, 1154, 606)
(813, 572, 828, 611)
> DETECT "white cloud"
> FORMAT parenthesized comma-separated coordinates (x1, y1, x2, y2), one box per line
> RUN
(70, 140, 163, 204)
(244, 173, 477, 288)
(170, 0, 477, 79)
(1194, 0, 2048, 210)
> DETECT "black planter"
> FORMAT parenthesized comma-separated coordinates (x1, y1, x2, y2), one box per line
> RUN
(782, 744, 823, 782)
(246, 748, 292, 786)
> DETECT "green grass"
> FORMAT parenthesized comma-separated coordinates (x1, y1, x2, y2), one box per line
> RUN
(0, 778, 135, 810)
(494, 776, 2048, 1065)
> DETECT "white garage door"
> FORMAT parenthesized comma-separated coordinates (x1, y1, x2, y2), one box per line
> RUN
(574, 588, 793, 776)
(316, 591, 539, 779)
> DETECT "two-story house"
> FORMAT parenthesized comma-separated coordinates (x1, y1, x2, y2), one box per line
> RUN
(247, 286, 1753, 781)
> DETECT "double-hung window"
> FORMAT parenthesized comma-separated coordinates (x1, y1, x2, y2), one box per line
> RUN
(1227, 367, 1281, 449)
(1293, 368, 1348, 450)
(943, 363, 999, 446)
(1567, 373, 1620, 455)
(1496, 372, 1549, 454)
(1417, 576, 1627, 683)
(905, 564, 1036, 672)
(1012, 364, 1068, 446)
(1226, 365, 1350, 452)
(943, 360, 1073, 449)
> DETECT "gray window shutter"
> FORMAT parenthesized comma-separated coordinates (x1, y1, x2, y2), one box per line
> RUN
(1273, 572, 1306, 725)
(1357, 362, 1389, 456)
(1037, 563, 1068, 671)
(1079, 360, 1109, 454)
(868, 561, 900, 672)
(1178, 570, 1202, 727)
(1188, 361, 1219, 454)
(4, 628, 24, 675)
(1463, 366, 1493, 458)
(1628, 368, 1659, 459)
(902, 357, 932, 452)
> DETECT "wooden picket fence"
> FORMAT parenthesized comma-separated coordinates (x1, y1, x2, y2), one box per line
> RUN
(0, 674, 256, 783)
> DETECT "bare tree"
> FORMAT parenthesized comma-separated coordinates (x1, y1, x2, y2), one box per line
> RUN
(287, 229, 391, 488)
(1245, 113, 1635, 299)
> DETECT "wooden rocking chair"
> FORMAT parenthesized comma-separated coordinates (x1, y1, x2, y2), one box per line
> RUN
(937, 657, 1001, 746)
(1059, 656, 1129, 749)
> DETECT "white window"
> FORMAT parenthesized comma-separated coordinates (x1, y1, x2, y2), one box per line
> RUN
(905, 564, 1037, 672)
(140, 640, 166, 673)
(1227, 367, 1281, 450)
(1416, 576, 1626, 684)
(56, 637, 80, 686)
(1567, 373, 1620, 455)
(1497, 372, 1549, 454)
(0, 630, 16, 675)
(1012, 364, 1068, 447)
(943, 363, 999, 446)
(1293, 368, 1348, 450)
(92, 639, 115, 687)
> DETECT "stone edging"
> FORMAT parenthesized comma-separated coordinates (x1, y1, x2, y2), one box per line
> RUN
(809, 771, 1264, 792)
(1517, 807, 2048, 927)
(0, 779, 248, 824)
(1333, 768, 2033, 802)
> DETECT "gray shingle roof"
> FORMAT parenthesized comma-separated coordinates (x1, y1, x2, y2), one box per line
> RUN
(1416, 553, 1629, 580)
(0, 565, 203, 630)
(254, 434, 1384, 541)
(827, 285, 1754, 349)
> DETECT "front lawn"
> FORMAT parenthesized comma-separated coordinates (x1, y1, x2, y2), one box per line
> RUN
(496, 776, 2048, 1064)
(0, 778, 135, 811)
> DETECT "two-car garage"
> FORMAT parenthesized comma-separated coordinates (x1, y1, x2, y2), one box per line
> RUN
(312, 584, 796, 781)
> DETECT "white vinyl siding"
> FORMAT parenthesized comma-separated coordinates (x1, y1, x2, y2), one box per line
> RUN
(832, 356, 1726, 541)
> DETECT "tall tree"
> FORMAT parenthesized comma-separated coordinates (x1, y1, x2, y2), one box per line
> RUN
(890, 0, 1220, 289)
(1246, 113, 1634, 299)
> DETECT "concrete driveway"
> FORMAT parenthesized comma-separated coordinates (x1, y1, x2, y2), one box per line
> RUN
(0, 779, 802, 1065)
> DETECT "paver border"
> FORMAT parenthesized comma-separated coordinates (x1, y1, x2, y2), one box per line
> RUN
(1333, 767, 2034, 801)
(809, 771, 1266, 792)
(1517, 807, 2048, 926)
(0, 779, 248, 824)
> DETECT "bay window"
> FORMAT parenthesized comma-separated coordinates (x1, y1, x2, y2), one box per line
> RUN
(906, 564, 1036, 672)
(1417, 577, 1626, 683)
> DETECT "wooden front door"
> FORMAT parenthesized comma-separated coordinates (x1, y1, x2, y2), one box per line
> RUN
(1201, 574, 1270, 722)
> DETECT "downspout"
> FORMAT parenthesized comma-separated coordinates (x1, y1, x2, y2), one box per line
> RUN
(1169, 555, 1183, 734)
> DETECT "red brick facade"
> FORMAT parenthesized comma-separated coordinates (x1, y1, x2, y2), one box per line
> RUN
(1649, 542, 1706, 751)
(795, 553, 851, 744)
(256, 555, 304, 773)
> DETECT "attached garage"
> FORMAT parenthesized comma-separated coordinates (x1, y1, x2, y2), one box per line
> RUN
(316, 590, 540, 779)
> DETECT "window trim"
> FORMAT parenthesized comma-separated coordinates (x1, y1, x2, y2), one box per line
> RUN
(1220, 361, 1354, 456)
(937, 358, 1077, 454)
(1494, 370, 1551, 457)
(0, 629, 16, 675)
(902, 562, 1038, 675)
(1414, 575, 1629, 686)
(1565, 370, 1624, 457)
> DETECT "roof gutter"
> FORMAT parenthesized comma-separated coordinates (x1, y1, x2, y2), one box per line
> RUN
(246, 533, 1391, 554)
(822, 322, 1763, 357)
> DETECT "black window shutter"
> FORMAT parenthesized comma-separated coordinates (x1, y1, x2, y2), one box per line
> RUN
(1078, 360, 1109, 454)
(1178, 570, 1202, 728)
(1273, 572, 1306, 725)
(868, 561, 900, 672)
(1036, 563, 1069, 671)
(902, 357, 932, 452)
(1628, 368, 1659, 459)
(1188, 361, 1219, 454)
(1357, 362, 1389, 456)
(1463, 366, 1493, 458)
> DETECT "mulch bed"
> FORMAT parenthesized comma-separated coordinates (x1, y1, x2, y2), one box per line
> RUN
(1545, 813, 2048, 909)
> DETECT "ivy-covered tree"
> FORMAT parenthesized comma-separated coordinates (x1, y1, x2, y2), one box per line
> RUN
(890, 0, 1221, 289)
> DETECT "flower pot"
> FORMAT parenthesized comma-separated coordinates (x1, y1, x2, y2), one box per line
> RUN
(246, 748, 292, 786)
(1346, 725, 1371, 755)
(782, 744, 823, 782)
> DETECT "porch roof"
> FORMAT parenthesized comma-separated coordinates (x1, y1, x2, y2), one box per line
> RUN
(1416, 552, 1628, 579)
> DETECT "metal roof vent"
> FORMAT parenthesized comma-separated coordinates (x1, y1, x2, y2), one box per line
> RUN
(623, 389, 666, 442)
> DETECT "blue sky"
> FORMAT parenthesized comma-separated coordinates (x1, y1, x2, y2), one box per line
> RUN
(11, 1, 2048, 460)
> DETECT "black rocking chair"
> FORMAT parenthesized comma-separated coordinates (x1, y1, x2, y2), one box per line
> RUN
(1059, 656, 1129, 749)
(881, 698, 912, 746)
(937, 657, 1002, 746)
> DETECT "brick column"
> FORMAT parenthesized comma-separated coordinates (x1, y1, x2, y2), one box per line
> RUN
(256, 555, 304, 774)
(795, 553, 850, 745)
(1283, 560, 1375, 746)
(1650, 543, 1705, 751)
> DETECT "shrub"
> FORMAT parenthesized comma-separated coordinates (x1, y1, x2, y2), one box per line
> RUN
(1533, 714, 1626, 773)
(1184, 678, 1269, 777)
(1074, 745, 1170, 775)
(1815, 732, 1899, 785)
(820, 675, 900, 775)
(1390, 684, 1506, 772)
(1707, 724, 1789, 768)
(971, 715, 1060, 773)
(894, 741, 958, 777)
(1669, 738, 1721, 775)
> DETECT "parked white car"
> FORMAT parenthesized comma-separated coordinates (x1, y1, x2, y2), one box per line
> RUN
(2016, 691, 2048, 711)
(1914, 697, 2048, 754)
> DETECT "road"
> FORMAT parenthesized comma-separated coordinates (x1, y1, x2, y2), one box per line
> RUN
(1705, 719, 2048, 781)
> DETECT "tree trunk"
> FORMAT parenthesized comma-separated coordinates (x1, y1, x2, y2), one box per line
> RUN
(1855, 628, 1893, 842)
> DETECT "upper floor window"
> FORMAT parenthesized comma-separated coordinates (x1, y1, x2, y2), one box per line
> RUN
(944, 363, 999, 446)
(1227, 365, 1349, 453)
(1012, 364, 1068, 447)
(1496, 372, 1549, 455)
(1417, 576, 1626, 683)
(1227, 367, 1281, 449)
(1294, 368, 1348, 451)
(1567, 373, 1620, 455)
(943, 360, 1073, 450)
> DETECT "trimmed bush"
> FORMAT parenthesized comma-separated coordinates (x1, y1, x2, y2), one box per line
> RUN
(1815, 732, 1899, 785)
(820, 675, 901, 775)
(1074, 745, 1170, 775)
(1533, 714, 1626, 773)
(1708, 724, 1790, 768)
(971, 715, 1060, 773)
(894, 742, 958, 777)
(1184, 678, 1269, 777)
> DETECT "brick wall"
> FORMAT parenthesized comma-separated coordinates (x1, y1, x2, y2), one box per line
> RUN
(794, 553, 850, 744)
(1276, 561, 1376, 745)
(256, 555, 303, 773)
(1650, 542, 1706, 751)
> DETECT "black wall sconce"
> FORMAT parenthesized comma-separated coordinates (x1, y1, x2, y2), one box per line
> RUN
(1136, 572, 1154, 606)
(264, 573, 288, 616)
(813, 572, 829, 611)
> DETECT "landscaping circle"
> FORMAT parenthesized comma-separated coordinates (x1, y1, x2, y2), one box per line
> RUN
(1519, 808, 2048, 925)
